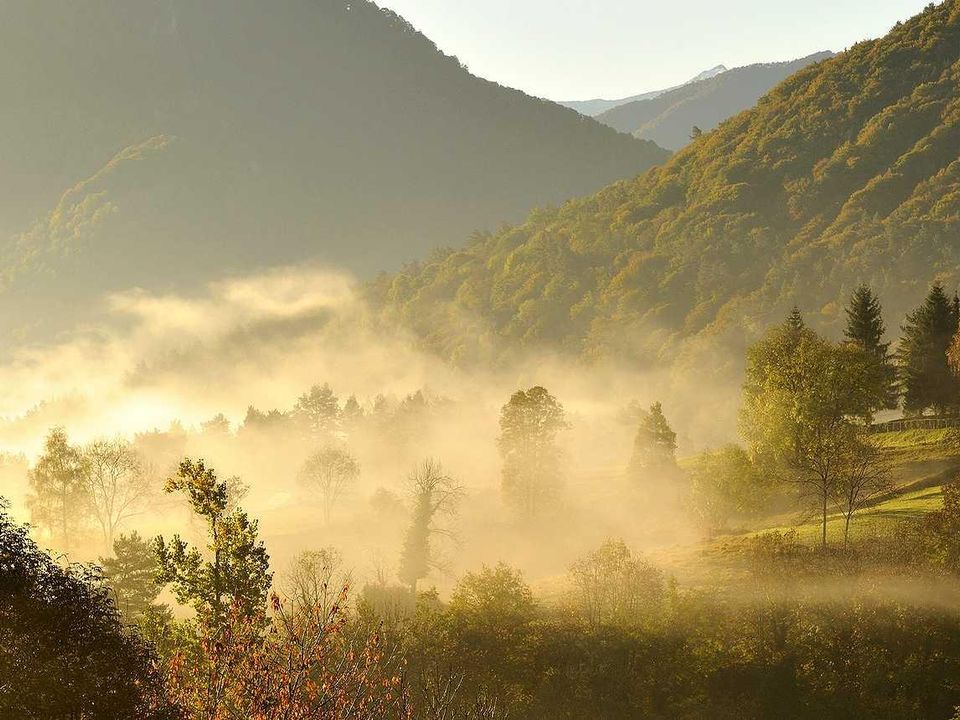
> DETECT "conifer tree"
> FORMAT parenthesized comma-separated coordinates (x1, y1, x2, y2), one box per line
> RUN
(27, 427, 88, 552)
(629, 402, 678, 478)
(844, 284, 897, 409)
(898, 284, 960, 415)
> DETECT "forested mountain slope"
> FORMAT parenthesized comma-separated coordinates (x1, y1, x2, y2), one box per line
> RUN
(595, 52, 834, 150)
(0, 0, 667, 341)
(372, 1, 960, 372)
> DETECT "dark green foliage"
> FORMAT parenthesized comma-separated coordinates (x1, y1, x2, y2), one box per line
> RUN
(898, 283, 960, 415)
(845, 284, 898, 409)
(373, 2, 960, 371)
(155, 459, 272, 627)
(101, 531, 166, 622)
(498, 387, 568, 518)
(0, 503, 178, 719)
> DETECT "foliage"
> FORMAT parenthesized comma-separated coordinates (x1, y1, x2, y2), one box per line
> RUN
(280, 547, 351, 617)
(294, 383, 342, 441)
(101, 530, 167, 622)
(155, 459, 272, 628)
(844, 284, 898, 410)
(628, 401, 678, 480)
(687, 444, 767, 531)
(568, 539, 665, 629)
(26, 426, 88, 552)
(372, 2, 960, 372)
(898, 283, 960, 415)
(0, 503, 178, 719)
(498, 386, 568, 518)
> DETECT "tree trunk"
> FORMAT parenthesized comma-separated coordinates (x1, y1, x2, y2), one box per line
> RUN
(843, 513, 851, 548)
(821, 493, 828, 549)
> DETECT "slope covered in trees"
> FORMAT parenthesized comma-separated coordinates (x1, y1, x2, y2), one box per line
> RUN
(0, 0, 667, 343)
(595, 52, 834, 149)
(372, 1, 960, 373)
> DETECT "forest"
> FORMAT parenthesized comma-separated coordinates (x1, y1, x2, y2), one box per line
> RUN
(7, 281, 960, 718)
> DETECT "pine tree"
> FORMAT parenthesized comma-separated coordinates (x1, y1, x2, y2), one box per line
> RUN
(101, 531, 166, 621)
(629, 402, 678, 478)
(787, 306, 805, 332)
(844, 284, 897, 409)
(898, 284, 960, 415)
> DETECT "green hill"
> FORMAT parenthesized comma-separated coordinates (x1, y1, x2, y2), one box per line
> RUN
(0, 0, 667, 344)
(372, 1, 960, 373)
(595, 52, 834, 150)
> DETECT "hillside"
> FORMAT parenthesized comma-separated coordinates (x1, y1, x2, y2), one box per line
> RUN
(595, 52, 833, 149)
(557, 65, 727, 117)
(372, 1, 960, 376)
(0, 0, 668, 343)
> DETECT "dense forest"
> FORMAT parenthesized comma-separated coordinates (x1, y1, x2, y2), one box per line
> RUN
(595, 52, 833, 149)
(371, 1, 960, 377)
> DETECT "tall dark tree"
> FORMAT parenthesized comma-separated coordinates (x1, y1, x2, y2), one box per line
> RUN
(844, 284, 897, 409)
(898, 284, 960, 416)
(294, 383, 341, 441)
(498, 386, 568, 518)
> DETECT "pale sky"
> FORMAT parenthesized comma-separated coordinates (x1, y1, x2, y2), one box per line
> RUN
(379, 0, 933, 100)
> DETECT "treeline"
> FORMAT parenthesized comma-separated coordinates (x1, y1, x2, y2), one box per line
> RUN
(369, 1, 960, 369)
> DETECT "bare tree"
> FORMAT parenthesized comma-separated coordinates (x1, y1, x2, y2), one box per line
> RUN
(280, 547, 352, 617)
(833, 437, 894, 547)
(298, 447, 360, 523)
(398, 459, 464, 595)
(83, 438, 152, 549)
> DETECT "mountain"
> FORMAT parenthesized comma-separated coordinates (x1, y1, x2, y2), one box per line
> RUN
(0, 0, 668, 341)
(595, 52, 834, 150)
(557, 66, 727, 117)
(372, 1, 960, 374)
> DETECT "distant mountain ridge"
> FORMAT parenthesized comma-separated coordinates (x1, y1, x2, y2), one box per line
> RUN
(373, 1, 960, 376)
(0, 0, 669, 344)
(596, 52, 834, 149)
(557, 66, 728, 117)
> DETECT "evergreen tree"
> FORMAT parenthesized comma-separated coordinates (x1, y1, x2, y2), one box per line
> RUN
(27, 427, 88, 552)
(628, 402, 678, 478)
(787, 306, 805, 332)
(898, 284, 960, 415)
(155, 459, 272, 627)
(844, 284, 897, 409)
(101, 531, 166, 622)
(293, 383, 341, 440)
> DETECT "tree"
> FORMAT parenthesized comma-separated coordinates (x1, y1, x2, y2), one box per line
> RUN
(832, 438, 893, 547)
(26, 427, 88, 552)
(101, 530, 167, 622)
(844, 284, 897, 409)
(628, 401, 678, 479)
(449, 563, 536, 628)
(740, 315, 878, 547)
(688, 444, 766, 532)
(294, 382, 341, 440)
(898, 284, 960, 415)
(497, 386, 567, 518)
(398, 459, 463, 595)
(568, 540, 664, 629)
(280, 547, 351, 617)
(83, 437, 152, 548)
(298, 447, 361, 523)
(155, 459, 272, 628)
(0, 504, 177, 719)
